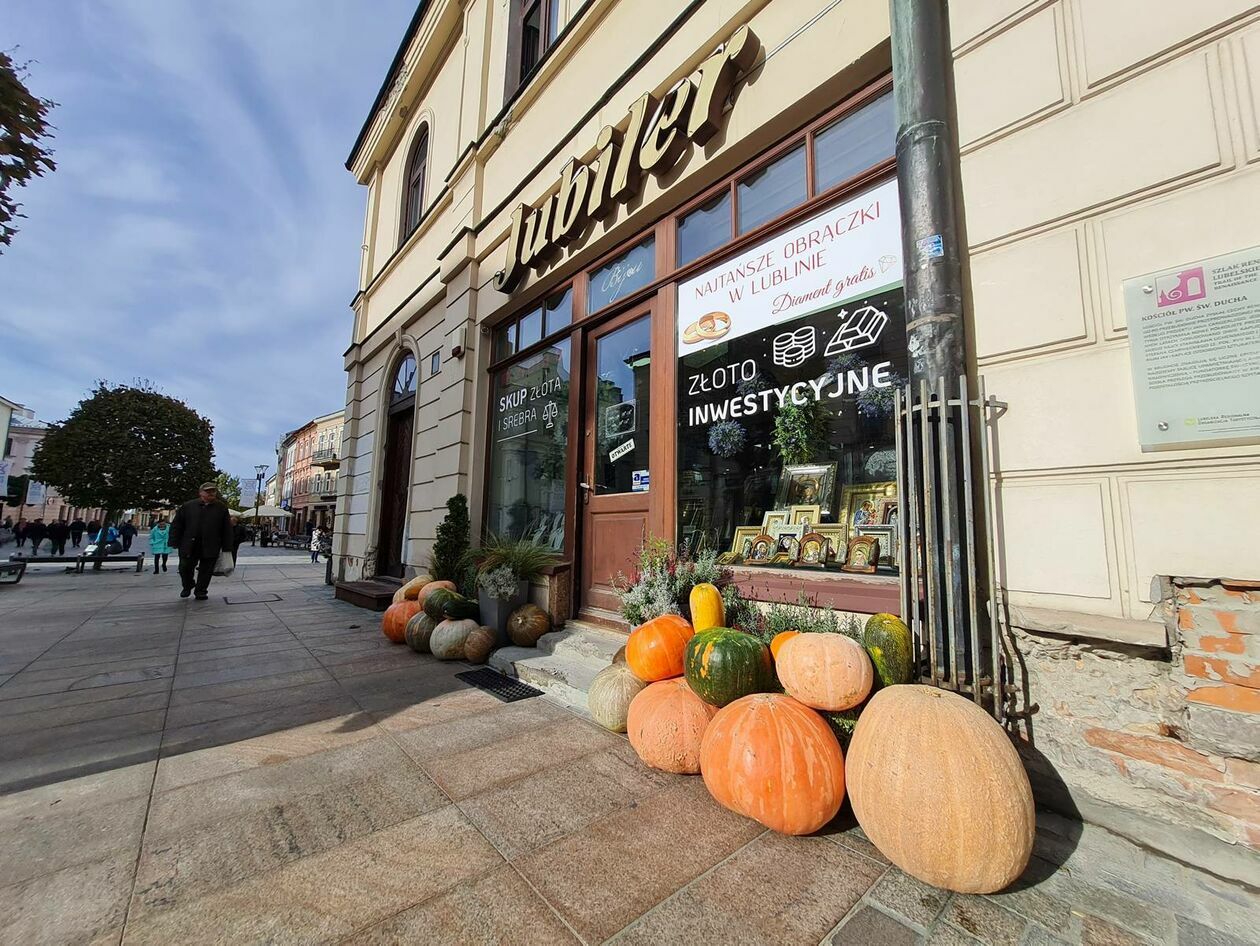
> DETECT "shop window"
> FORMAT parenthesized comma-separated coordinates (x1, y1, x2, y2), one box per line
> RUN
(737, 144, 806, 234)
(494, 322, 518, 362)
(519, 306, 543, 349)
(400, 125, 429, 242)
(677, 190, 732, 267)
(814, 92, 896, 193)
(588, 237, 655, 314)
(486, 340, 571, 550)
(677, 180, 906, 572)
(544, 285, 572, 333)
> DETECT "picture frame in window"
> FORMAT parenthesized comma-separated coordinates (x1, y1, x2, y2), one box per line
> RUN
(839, 481, 898, 543)
(789, 504, 822, 529)
(798, 532, 829, 568)
(776, 463, 838, 517)
(746, 533, 776, 564)
(761, 509, 789, 531)
(878, 498, 899, 527)
(815, 525, 846, 564)
(857, 524, 897, 566)
(770, 552, 795, 566)
(730, 526, 761, 562)
(770, 524, 804, 561)
(842, 534, 881, 574)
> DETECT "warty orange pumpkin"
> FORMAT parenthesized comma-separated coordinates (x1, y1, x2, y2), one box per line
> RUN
(700, 693, 845, 835)
(626, 613, 695, 682)
(776, 632, 873, 711)
(627, 677, 717, 773)
(846, 685, 1035, 894)
(381, 600, 423, 643)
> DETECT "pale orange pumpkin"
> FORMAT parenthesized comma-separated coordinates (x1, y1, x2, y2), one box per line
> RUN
(627, 677, 717, 774)
(847, 685, 1035, 893)
(775, 633, 873, 711)
(381, 600, 422, 643)
(626, 613, 695, 682)
(700, 693, 845, 835)
(769, 630, 800, 660)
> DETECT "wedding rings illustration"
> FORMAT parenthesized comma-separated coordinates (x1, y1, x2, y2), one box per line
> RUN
(682, 310, 732, 344)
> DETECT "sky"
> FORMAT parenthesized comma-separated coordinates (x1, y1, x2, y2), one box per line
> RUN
(1, 0, 417, 482)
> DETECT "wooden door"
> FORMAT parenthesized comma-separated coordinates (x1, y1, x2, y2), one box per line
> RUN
(579, 306, 655, 620)
(377, 407, 413, 578)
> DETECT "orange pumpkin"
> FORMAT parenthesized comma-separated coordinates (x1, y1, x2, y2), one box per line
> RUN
(382, 600, 422, 643)
(769, 630, 800, 660)
(627, 677, 717, 774)
(701, 693, 846, 835)
(415, 580, 456, 607)
(626, 613, 695, 682)
(847, 685, 1035, 893)
(776, 633, 873, 711)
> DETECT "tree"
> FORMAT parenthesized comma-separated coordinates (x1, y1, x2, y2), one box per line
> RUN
(214, 472, 242, 509)
(429, 493, 470, 584)
(32, 382, 216, 518)
(1, 51, 57, 252)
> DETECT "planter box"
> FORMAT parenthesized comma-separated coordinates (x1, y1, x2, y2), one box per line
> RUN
(479, 581, 528, 646)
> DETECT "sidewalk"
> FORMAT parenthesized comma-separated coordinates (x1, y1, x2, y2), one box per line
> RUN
(0, 548, 1255, 944)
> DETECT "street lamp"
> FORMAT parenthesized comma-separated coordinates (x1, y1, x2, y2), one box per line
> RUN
(252, 464, 268, 545)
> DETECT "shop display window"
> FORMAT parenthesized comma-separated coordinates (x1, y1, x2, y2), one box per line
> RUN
(814, 92, 896, 193)
(677, 179, 906, 573)
(493, 286, 572, 363)
(737, 144, 806, 234)
(486, 340, 571, 550)
(588, 237, 655, 313)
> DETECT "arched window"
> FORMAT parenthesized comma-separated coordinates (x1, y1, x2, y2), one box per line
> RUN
(391, 352, 417, 406)
(400, 125, 429, 241)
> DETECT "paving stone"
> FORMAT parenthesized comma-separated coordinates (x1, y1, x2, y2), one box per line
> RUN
(158, 694, 362, 755)
(0, 851, 135, 946)
(1173, 916, 1254, 946)
(342, 864, 577, 945)
(160, 679, 345, 729)
(0, 731, 163, 794)
(120, 806, 503, 945)
(461, 741, 675, 859)
(829, 906, 921, 945)
(0, 692, 170, 737)
(166, 666, 333, 705)
(0, 678, 172, 713)
(611, 829, 885, 945)
(824, 810, 891, 865)
(926, 923, 985, 945)
(868, 868, 952, 930)
(0, 708, 167, 762)
(170, 654, 324, 690)
(943, 896, 1029, 946)
(515, 778, 764, 943)
(0, 664, 173, 700)
(1078, 915, 1149, 946)
(391, 693, 569, 763)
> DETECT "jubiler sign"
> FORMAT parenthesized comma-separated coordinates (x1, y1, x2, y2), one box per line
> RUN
(495, 26, 759, 292)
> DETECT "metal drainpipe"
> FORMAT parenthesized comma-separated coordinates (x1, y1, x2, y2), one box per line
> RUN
(891, 0, 972, 680)
(892, 0, 966, 386)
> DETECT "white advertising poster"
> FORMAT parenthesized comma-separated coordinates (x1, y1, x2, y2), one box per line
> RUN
(677, 178, 903, 354)
(24, 481, 46, 506)
(0, 460, 9, 500)
(240, 479, 258, 507)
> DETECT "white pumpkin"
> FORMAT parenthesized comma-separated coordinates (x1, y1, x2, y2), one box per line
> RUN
(587, 662, 647, 733)
(430, 618, 477, 660)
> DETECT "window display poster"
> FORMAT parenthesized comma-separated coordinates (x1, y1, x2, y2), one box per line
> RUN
(677, 178, 903, 354)
(1123, 246, 1260, 450)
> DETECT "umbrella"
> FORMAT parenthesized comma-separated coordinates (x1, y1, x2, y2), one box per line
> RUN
(237, 505, 292, 519)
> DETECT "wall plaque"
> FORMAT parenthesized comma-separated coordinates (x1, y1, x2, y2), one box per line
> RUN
(1123, 246, 1260, 451)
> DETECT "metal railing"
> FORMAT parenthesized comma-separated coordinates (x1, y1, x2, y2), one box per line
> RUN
(311, 448, 340, 465)
(894, 375, 1011, 721)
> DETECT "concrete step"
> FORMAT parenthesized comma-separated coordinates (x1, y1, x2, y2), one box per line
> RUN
(488, 621, 627, 713)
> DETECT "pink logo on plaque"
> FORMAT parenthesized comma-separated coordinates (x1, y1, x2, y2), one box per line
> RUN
(1156, 266, 1206, 308)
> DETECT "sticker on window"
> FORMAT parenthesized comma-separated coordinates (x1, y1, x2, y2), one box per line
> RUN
(609, 439, 635, 462)
(632, 470, 650, 492)
(604, 400, 637, 437)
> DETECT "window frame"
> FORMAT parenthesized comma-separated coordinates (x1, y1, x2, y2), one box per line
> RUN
(399, 123, 430, 245)
(505, 0, 562, 99)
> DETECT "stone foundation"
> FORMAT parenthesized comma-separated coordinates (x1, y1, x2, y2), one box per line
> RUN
(1007, 578, 1260, 888)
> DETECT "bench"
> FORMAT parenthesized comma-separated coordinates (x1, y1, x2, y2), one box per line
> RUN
(8, 553, 146, 574)
(0, 560, 25, 584)
(279, 537, 309, 550)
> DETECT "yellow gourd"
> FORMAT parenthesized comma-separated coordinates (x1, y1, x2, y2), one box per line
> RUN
(689, 582, 725, 634)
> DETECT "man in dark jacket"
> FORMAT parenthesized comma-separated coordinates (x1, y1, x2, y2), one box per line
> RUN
(47, 519, 70, 556)
(169, 482, 233, 600)
(26, 519, 48, 555)
(70, 517, 86, 547)
(119, 519, 138, 551)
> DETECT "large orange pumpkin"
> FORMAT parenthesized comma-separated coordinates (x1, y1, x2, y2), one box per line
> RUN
(847, 685, 1035, 893)
(626, 613, 695, 682)
(776, 633, 873, 711)
(382, 600, 422, 643)
(700, 693, 845, 835)
(627, 677, 717, 774)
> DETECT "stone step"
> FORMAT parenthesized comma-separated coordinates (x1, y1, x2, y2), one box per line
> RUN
(488, 620, 626, 713)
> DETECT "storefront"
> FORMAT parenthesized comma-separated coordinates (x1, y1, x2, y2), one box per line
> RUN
(482, 79, 908, 622)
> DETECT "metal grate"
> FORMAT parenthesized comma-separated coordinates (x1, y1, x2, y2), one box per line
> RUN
(223, 593, 282, 605)
(895, 375, 1012, 720)
(456, 669, 544, 703)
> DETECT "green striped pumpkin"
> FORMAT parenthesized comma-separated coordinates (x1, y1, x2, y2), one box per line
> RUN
(683, 627, 775, 707)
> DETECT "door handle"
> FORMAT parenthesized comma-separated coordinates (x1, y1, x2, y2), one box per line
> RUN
(578, 482, 592, 491)
(578, 481, 592, 505)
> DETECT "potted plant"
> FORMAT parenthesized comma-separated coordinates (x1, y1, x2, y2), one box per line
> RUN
(474, 535, 557, 645)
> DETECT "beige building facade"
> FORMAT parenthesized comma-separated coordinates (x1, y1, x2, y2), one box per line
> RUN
(338, 0, 1260, 882)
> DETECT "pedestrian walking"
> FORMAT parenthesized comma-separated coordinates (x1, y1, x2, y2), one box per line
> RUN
(26, 518, 47, 555)
(305, 518, 315, 540)
(14, 518, 28, 548)
(120, 519, 138, 551)
(149, 517, 171, 574)
(70, 517, 86, 547)
(168, 482, 232, 601)
(310, 524, 330, 563)
(230, 515, 249, 564)
(47, 519, 70, 556)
